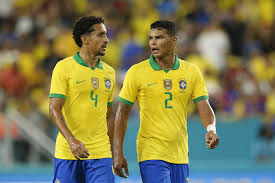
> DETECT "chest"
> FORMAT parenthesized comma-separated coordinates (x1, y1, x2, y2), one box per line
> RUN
(67, 68, 113, 96)
(139, 70, 195, 102)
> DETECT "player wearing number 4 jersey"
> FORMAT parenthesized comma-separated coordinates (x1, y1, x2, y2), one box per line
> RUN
(49, 16, 115, 183)
(114, 20, 220, 183)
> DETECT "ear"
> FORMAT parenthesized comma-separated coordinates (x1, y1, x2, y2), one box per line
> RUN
(172, 36, 178, 46)
(81, 35, 89, 45)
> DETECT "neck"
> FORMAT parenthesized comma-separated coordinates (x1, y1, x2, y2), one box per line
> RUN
(155, 53, 175, 70)
(79, 48, 98, 68)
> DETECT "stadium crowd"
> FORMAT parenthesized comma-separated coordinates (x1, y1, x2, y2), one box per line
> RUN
(0, 0, 275, 162)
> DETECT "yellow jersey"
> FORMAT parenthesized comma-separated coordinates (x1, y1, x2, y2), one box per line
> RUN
(119, 55, 208, 164)
(50, 52, 115, 160)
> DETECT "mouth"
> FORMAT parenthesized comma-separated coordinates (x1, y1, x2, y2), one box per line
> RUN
(101, 45, 107, 51)
(152, 48, 159, 54)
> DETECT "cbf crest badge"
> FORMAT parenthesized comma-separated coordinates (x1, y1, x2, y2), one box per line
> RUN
(91, 77, 99, 89)
(105, 78, 111, 89)
(179, 79, 187, 90)
(163, 79, 172, 90)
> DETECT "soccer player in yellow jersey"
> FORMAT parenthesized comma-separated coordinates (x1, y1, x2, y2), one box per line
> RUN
(49, 16, 115, 183)
(114, 20, 220, 183)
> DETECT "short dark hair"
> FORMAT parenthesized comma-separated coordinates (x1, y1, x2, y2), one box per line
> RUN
(72, 16, 104, 47)
(150, 20, 177, 37)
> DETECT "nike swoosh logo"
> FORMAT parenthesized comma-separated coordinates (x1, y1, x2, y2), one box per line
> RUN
(76, 80, 86, 84)
(147, 82, 158, 87)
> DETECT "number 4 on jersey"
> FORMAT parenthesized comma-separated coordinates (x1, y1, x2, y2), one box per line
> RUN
(91, 90, 98, 107)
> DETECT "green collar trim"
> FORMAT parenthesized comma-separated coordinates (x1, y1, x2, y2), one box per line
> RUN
(149, 54, 180, 71)
(73, 52, 103, 69)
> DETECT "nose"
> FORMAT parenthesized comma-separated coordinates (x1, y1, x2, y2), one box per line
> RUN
(105, 35, 109, 43)
(150, 38, 156, 45)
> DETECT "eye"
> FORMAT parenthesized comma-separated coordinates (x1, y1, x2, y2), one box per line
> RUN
(98, 32, 106, 37)
(156, 36, 162, 39)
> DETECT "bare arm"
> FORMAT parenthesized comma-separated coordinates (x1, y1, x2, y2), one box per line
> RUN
(196, 99, 219, 149)
(49, 97, 89, 159)
(114, 101, 132, 178)
(196, 99, 216, 129)
(106, 105, 114, 159)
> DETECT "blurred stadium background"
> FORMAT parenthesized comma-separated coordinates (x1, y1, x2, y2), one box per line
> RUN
(0, 0, 275, 182)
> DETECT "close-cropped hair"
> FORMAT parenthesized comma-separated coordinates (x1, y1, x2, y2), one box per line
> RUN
(150, 20, 177, 37)
(73, 16, 104, 47)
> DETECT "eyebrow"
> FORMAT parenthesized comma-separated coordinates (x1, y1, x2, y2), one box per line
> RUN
(98, 30, 107, 34)
(149, 34, 163, 38)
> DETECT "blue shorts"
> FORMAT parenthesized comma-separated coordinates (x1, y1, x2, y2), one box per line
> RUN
(53, 158, 115, 183)
(139, 160, 189, 183)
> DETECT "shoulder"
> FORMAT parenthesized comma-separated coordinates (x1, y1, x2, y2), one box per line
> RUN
(127, 59, 149, 73)
(101, 61, 115, 74)
(179, 59, 197, 69)
(101, 61, 116, 81)
(179, 59, 201, 73)
(54, 56, 74, 70)
(51, 57, 75, 79)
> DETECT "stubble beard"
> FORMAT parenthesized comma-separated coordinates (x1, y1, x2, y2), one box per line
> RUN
(97, 51, 105, 56)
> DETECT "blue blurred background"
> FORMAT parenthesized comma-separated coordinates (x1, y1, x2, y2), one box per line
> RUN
(0, 0, 275, 182)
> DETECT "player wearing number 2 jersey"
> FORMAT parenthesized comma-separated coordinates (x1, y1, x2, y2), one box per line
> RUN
(49, 16, 115, 183)
(114, 20, 220, 183)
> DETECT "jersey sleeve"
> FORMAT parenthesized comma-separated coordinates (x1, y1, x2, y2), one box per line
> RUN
(49, 62, 67, 100)
(107, 70, 116, 106)
(192, 65, 209, 103)
(118, 66, 139, 106)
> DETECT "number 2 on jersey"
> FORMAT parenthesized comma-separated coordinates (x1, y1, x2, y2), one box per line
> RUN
(164, 92, 173, 108)
(90, 90, 98, 107)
